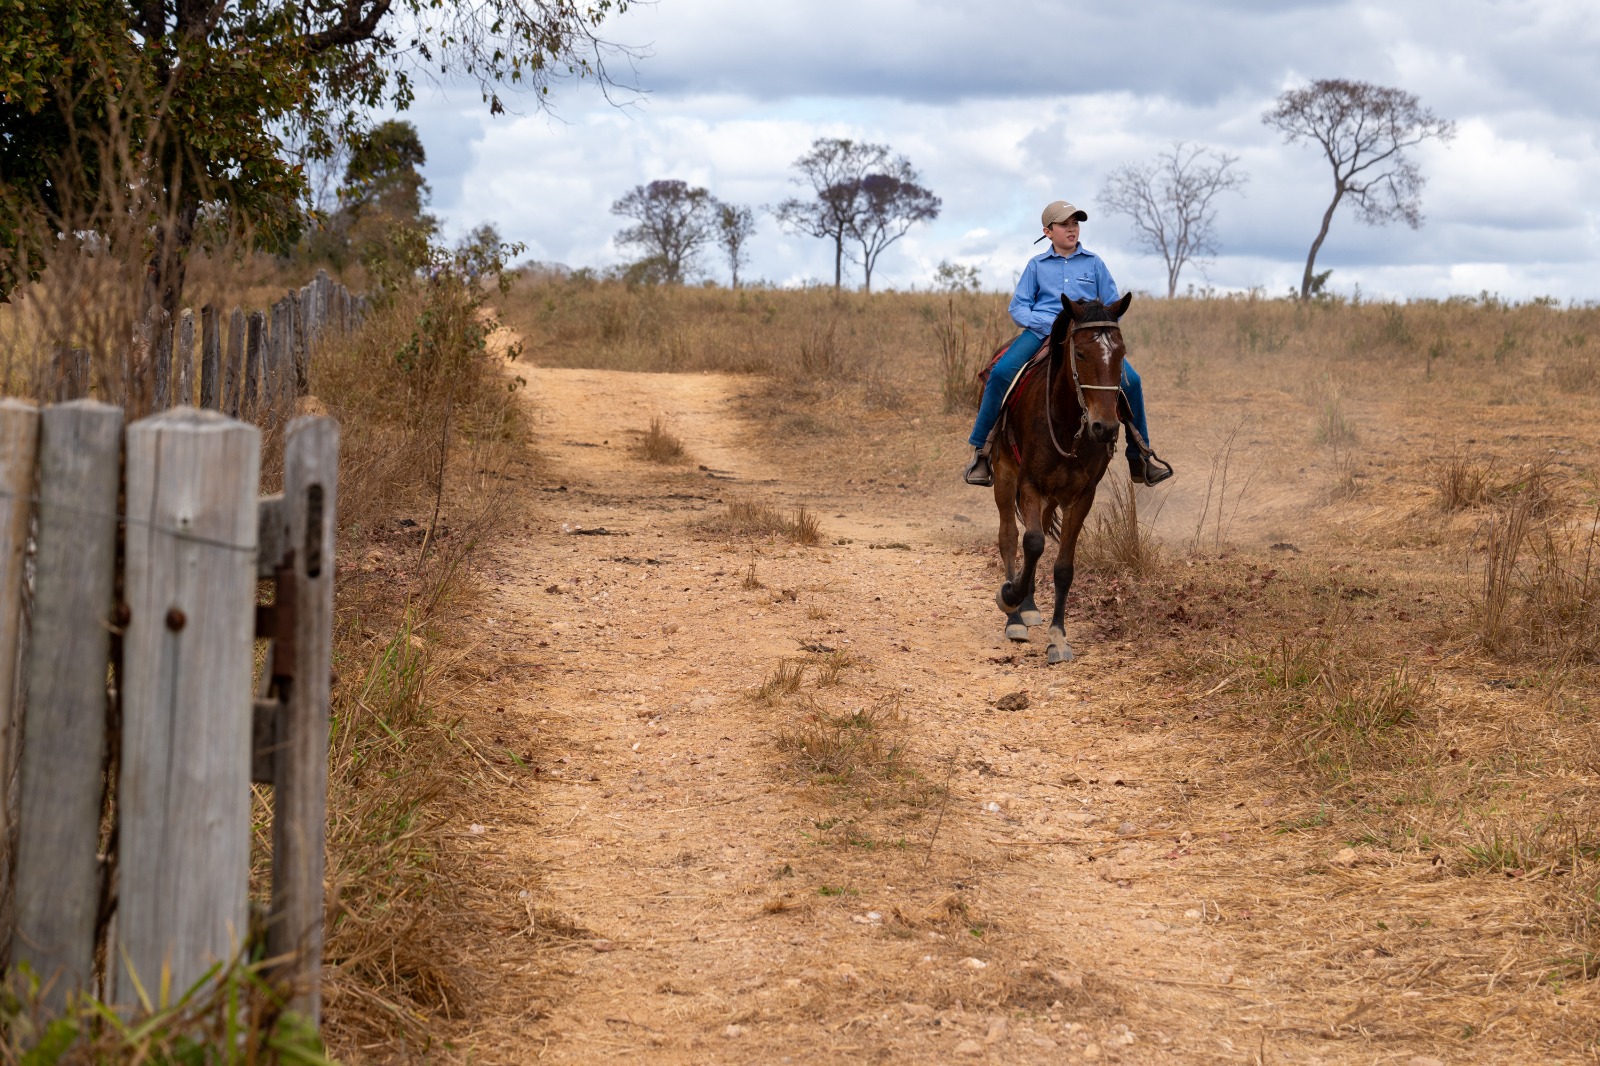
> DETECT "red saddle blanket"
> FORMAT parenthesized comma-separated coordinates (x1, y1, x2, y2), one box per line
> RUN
(978, 334, 1045, 414)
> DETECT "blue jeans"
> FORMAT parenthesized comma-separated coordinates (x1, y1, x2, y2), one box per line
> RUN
(968, 332, 1151, 462)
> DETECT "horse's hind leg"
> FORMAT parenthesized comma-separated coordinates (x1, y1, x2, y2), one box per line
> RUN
(1046, 493, 1095, 665)
(993, 462, 1031, 641)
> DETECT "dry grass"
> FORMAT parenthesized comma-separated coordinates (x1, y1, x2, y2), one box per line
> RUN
(1077, 473, 1158, 574)
(775, 701, 910, 786)
(305, 277, 529, 1055)
(1435, 450, 1500, 511)
(635, 415, 687, 463)
(700, 496, 824, 545)
(750, 659, 807, 704)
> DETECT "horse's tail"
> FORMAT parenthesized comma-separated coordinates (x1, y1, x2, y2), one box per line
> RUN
(1011, 497, 1063, 543)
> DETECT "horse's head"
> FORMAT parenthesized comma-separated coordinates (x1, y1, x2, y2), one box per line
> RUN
(1050, 293, 1133, 444)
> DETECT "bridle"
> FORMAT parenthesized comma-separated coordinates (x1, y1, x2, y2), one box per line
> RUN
(1043, 318, 1123, 460)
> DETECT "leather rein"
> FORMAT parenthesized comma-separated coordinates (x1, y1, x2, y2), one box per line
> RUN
(1043, 318, 1124, 460)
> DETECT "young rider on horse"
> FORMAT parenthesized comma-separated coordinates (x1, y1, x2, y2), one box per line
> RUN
(963, 200, 1173, 488)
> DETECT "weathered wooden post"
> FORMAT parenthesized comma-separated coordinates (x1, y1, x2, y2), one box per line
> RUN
(244, 310, 265, 421)
(259, 416, 338, 1022)
(11, 401, 123, 1009)
(279, 297, 299, 411)
(115, 408, 260, 1008)
(49, 348, 90, 403)
(292, 289, 310, 396)
(225, 308, 245, 419)
(152, 309, 173, 412)
(200, 304, 221, 410)
(0, 400, 40, 968)
(266, 301, 286, 423)
(176, 309, 195, 407)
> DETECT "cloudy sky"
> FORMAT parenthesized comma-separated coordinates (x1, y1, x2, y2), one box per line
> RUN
(400, 0, 1599, 301)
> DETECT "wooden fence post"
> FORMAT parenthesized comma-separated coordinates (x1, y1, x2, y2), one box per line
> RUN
(292, 289, 310, 396)
(244, 310, 264, 420)
(225, 309, 245, 419)
(152, 309, 172, 412)
(116, 408, 259, 1008)
(263, 416, 338, 1022)
(0, 400, 40, 969)
(11, 401, 123, 1010)
(266, 301, 285, 423)
(280, 297, 299, 411)
(175, 309, 195, 407)
(200, 304, 221, 410)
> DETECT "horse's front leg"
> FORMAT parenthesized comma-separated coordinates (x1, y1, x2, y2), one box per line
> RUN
(1047, 492, 1096, 665)
(998, 487, 1046, 642)
(1020, 502, 1059, 627)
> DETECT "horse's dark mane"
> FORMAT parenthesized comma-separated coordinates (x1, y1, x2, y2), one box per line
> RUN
(1047, 299, 1115, 355)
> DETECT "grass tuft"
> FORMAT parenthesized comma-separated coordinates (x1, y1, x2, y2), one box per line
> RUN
(774, 703, 909, 785)
(751, 659, 806, 704)
(701, 497, 824, 545)
(636, 415, 687, 463)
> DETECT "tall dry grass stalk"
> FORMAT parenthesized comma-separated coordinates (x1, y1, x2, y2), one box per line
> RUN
(1479, 498, 1534, 655)
(1078, 475, 1158, 574)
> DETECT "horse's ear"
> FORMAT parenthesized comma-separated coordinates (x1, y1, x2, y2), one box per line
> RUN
(1111, 292, 1133, 320)
(1063, 296, 1087, 321)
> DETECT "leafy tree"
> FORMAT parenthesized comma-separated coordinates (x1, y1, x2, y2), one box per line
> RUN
(932, 260, 982, 294)
(611, 180, 717, 284)
(340, 120, 437, 269)
(1263, 79, 1455, 300)
(846, 166, 939, 294)
(0, 0, 631, 315)
(714, 202, 756, 288)
(1100, 142, 1247, 298)
(772, 138, 890, 290)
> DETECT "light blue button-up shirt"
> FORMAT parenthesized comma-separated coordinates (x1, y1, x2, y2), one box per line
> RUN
(1009, 245, 1120, 337)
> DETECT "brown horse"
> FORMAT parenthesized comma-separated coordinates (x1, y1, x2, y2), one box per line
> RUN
(991, 293, 1133, 664)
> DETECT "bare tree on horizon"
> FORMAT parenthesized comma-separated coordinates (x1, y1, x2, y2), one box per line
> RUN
(1264, 79, 1455, 300)
(846, 167, 940, 294)
(1100, 142, 1246, 298)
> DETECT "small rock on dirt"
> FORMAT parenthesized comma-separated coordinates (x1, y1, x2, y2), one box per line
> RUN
(985, 1017, 1009, 1043)
(722, 1024, 745, 1039)
(954, 1038, 984, 1057)
(1081, 1043, 1102, 1060)
(1331, 847, 1359, 867)
(1048, 969, 1084, 991)
(1116, 821, 1139, 838)
(995, 691, 1030, 712)
(834, 962, 857, 982)
(960, 956, 988, 969)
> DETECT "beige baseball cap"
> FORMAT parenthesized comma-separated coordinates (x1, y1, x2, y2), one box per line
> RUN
(1041, 200, 1088, 226)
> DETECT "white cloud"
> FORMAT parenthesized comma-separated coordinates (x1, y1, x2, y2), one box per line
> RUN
(398, 0, 1600, 302)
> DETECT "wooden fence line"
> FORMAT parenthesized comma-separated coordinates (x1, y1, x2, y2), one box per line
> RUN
(48, 269, 369, 424)
(0, 401, 339, 1027)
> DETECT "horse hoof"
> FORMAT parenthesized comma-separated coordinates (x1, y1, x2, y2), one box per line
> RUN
(1047, 643, 1075, 664)
(1006, 623, 1030, 642)
(996, 588, 1022, 615)
(1019, 595, 1042, 627)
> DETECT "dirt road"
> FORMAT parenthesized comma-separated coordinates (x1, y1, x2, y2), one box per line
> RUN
(443, 360, 1514, 1065)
